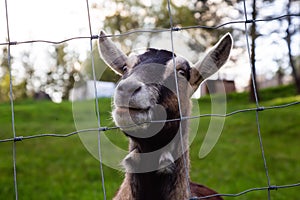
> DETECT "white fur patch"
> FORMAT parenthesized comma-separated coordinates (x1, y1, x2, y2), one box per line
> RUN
(122, 148, 140, 172)
(126, 54, 139, 68)
(158, 151, 175, 174)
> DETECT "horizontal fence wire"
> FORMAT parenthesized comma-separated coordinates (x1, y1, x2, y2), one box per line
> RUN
(1, 1, 300, 199)
(0, 101, 299, 143)
(0, 13, 299, 46)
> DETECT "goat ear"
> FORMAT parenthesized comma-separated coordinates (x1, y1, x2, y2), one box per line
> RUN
(189, 33, 233, 92)
(98, 31, 128, 75)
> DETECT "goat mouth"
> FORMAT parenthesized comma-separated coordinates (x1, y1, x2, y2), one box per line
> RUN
(113, 105, 166, 137)
(116, 106, 151, 113)
(113, 106, 152, 128)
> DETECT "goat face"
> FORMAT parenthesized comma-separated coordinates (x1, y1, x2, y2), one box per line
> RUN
(98, 31, 232, 143)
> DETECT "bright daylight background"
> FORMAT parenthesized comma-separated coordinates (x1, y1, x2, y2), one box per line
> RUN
(0, 1, 300, 200)
(0, 0, 299, 102)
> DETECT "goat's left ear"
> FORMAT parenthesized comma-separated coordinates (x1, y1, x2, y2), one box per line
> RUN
(98, 31, 128, 75)
(189, 33, 233, 92)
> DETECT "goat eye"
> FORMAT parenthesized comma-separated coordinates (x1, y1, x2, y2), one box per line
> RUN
(178, 69, 186, 76)
(122, 66, 128, 72)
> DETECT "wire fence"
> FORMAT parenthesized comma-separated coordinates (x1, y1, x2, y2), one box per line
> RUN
(0, 0, 300, 199)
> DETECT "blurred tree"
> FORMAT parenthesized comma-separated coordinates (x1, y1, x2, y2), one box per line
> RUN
(237, 0, 276, 101)
(21, 49, 35, 97)
(98, 0, 234, 47)
(91, 0, 298, 101)
(88, 0, 236, 82)
(249, 0, 300, 97)
(0, 47, 10, 72)
(45, 44, 84, 101)
(285, 0, 300, 94)
(0, 73, 11, 102)
(249, 0, 260, 102)
(0, 46, 26, 102)
(0, 47, 12, 102)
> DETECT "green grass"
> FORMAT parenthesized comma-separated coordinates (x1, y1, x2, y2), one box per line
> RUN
(0, 85, 299, 199)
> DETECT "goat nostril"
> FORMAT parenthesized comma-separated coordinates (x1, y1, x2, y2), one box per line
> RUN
(132, 86, 142, 95)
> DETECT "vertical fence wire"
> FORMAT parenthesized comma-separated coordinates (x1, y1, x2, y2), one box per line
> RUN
(166, 0, 192, 198)
(242, 0, 272, 199)
(85, 0, 107, 199)
(4, 0, 19, 199)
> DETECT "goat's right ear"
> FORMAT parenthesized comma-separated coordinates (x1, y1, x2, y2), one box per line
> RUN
(189, 33, 233, 93)
(98, 31, 128, 75)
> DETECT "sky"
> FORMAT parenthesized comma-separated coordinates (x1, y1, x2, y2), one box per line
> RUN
(0, 0, 99, 60)
(0, 0, 299, 99)
(0, 0, 103, 102)
(1, 0, 100, 41)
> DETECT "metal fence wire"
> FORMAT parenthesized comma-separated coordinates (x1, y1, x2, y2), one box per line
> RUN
(1, 0, 300, 199)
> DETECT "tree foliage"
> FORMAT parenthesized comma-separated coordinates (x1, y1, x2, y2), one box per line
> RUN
(0, 47, 26, 102)
(92, 0, 300, 99)
(284, 0, 300, 94)
(89, 0, 237, 82)
(45, 44, 84, 101)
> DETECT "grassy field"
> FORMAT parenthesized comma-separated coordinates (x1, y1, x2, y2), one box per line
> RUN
(0, 85, 299, 200)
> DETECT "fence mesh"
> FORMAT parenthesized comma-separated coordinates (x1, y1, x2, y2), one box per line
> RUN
(0, 0, 300, 199)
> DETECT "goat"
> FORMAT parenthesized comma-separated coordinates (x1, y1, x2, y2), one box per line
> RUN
(98, 31, 232, 200)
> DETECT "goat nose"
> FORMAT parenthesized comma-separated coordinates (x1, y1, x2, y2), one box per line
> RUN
(117, 79, 143, 96)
